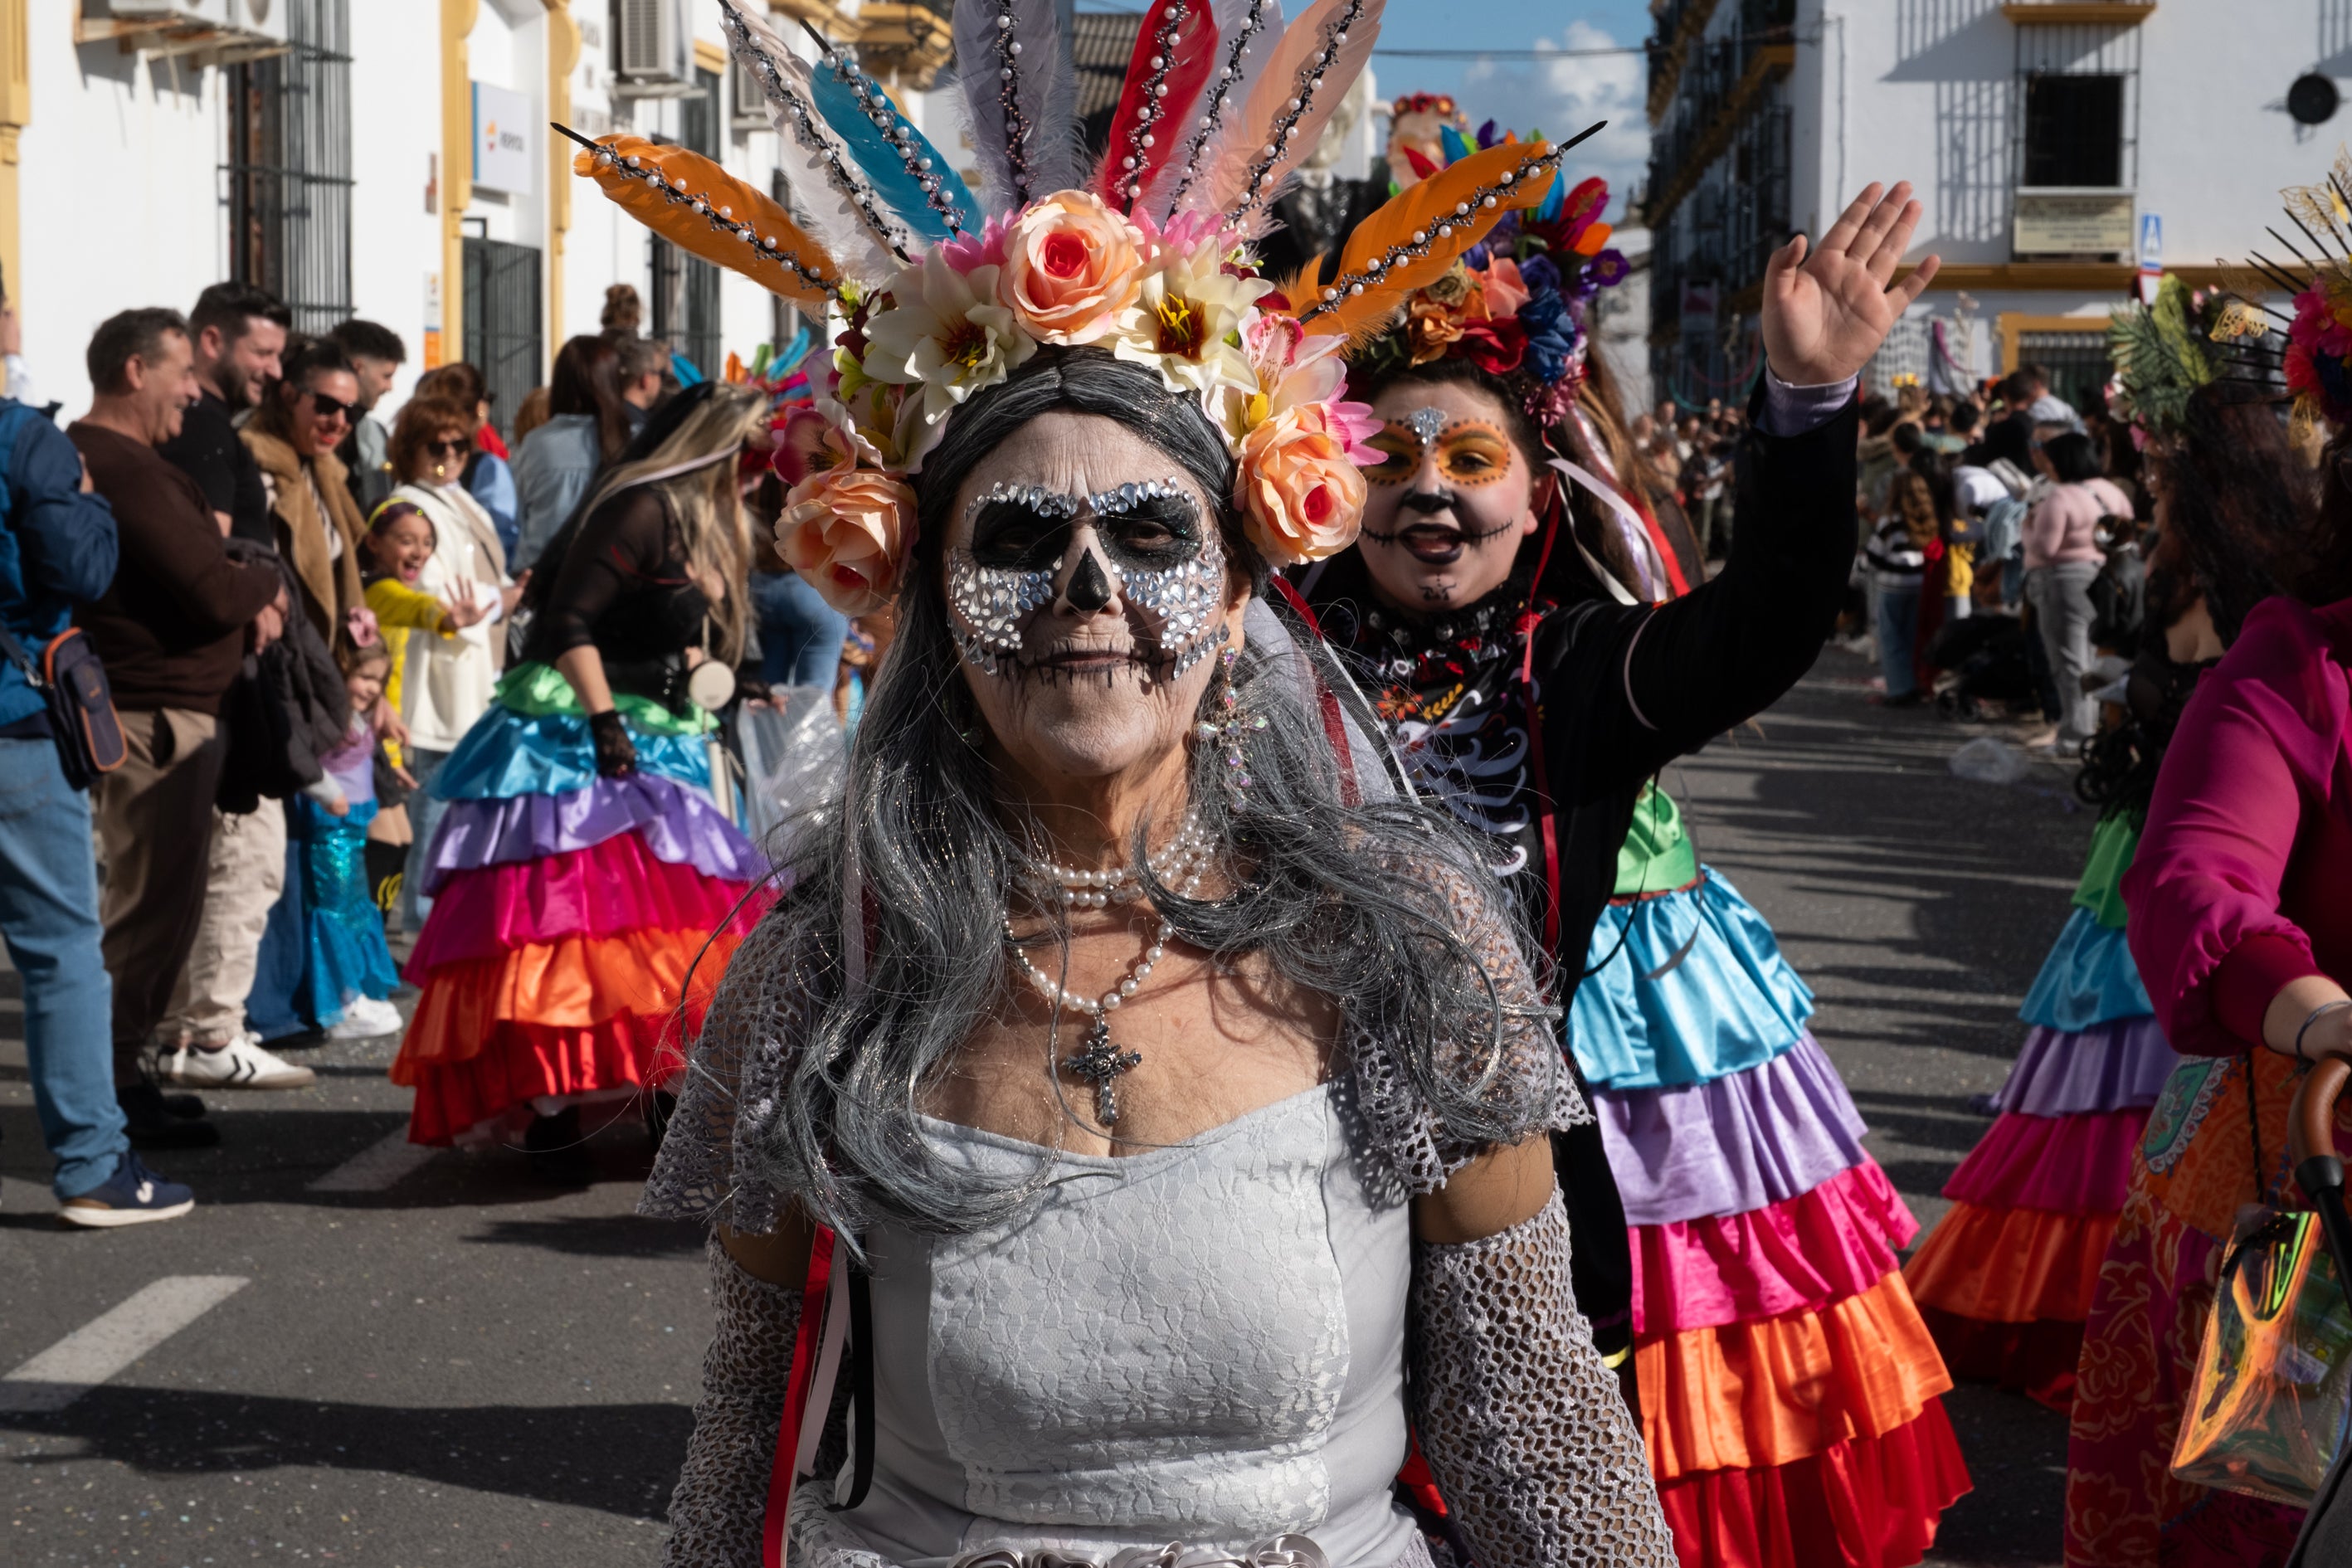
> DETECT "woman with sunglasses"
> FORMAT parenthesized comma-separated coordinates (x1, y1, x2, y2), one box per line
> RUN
(242, 338, 368, 645)
(382, 396, 523, 933)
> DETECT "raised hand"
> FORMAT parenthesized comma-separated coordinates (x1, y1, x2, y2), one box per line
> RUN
(1760, 181, 1941, 387)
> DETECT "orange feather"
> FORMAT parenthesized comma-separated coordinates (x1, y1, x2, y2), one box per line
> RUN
(1297, 140, 1558, 342)
(572, 134, 840, 311)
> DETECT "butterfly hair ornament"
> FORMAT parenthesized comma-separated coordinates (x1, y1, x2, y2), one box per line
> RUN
(562, 0, 1602, 616)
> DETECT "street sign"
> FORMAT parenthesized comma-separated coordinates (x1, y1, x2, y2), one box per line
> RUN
(472, 81, 535, 197)
(2138, 212, 2162, 304)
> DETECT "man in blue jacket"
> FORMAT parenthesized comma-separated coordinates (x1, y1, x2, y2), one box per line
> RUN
(0, 389, 193, 1225)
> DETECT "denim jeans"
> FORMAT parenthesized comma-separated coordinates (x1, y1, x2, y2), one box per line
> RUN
(0, 737, 125, 1196)
(751, 570, 850, 689)
(398, 747, 454, 933)
(1876, 584, 1923, 699)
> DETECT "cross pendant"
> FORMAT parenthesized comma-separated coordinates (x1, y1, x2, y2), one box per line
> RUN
(1062, 1017, 1143, 1127)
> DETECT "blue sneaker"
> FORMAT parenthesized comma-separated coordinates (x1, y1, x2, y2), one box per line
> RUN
(59, 1152, 196, 1229)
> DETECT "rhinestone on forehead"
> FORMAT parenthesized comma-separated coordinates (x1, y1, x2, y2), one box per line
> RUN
(1406, 407, 1448, 445)
(1087, 477, 1191, 516)
(966, 482, 1083, 522)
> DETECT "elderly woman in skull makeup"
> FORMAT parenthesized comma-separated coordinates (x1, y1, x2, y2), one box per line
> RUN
(645, 335, 1678, 1566)
(612, 5, 1674, 1566)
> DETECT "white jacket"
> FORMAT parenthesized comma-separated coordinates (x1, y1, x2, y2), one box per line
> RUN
(389, 481, 511, 752)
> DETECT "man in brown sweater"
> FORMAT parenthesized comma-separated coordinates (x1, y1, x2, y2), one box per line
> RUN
(70, 308, 293, 1145)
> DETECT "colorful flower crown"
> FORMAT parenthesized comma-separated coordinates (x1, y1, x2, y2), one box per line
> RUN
(1348, 145, 1629, 428)
(567, 0, 1590, 617)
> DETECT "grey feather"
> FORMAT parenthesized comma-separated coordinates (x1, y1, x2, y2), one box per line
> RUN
(952, 0, 1083, 213)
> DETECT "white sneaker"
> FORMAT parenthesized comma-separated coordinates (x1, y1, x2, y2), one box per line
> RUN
(327, 997, 403, 1040)
(159, 1032, 316, 1090)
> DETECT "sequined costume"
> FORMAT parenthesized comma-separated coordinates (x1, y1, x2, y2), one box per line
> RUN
(296, 717, 399, 1028)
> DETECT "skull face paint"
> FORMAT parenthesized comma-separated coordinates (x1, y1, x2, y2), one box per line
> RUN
(1360, 417, 1518, 488)
(947, 477, 1229, 683)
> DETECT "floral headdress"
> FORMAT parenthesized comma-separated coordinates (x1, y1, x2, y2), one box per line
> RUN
(1345, 130, 1629, 431)
(563, 0, 1585, 615)
(2199, 149, 2352, 439)
(2105, 273, 2223, 442)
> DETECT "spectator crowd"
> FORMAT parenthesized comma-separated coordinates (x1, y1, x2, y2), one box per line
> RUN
(0, 277, 836, 1225)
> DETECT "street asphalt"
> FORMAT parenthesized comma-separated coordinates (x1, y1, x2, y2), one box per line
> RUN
(0, 643, 2091, 1567)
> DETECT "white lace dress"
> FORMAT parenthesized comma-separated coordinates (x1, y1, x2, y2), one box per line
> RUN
(642, 916, 1676, 1568)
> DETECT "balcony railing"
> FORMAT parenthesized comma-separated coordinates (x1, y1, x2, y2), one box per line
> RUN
(1641, 7, 1794, 230)
(1648, 105, 1791, 343)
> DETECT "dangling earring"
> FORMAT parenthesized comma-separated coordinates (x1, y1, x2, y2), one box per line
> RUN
(1198, 645, 1264, 796)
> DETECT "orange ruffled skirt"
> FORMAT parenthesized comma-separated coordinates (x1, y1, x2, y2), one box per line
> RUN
(392, 701, 772, 1147)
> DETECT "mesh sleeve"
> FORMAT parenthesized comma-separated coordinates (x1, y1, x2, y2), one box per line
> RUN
(1408, 1191, 1675, 1568)
(665, 1238, 804, 1568)
(641, 912, 804, 1234)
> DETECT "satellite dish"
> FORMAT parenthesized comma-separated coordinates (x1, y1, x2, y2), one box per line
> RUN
(2291, 73, 2340, 126)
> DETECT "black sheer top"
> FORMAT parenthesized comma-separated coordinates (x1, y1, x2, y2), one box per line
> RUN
(521, 487, 712, 668)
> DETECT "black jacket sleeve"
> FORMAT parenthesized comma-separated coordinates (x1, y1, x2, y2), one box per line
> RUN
(1541, 392, 1861, 801)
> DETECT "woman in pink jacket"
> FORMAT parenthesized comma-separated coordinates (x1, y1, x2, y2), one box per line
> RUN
(2066, 459, 2351, 1563)
(2023, 431, 2130, 749)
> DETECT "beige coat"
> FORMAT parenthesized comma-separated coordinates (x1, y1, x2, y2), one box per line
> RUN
(243, 428, 365, 646)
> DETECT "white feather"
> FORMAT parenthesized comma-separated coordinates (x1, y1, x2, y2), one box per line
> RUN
(953, 0, 1082, 212)
(718, 0, 905, 285)
(1147, 0, 1285, 217)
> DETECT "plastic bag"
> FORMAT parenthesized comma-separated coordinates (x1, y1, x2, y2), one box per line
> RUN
(2171, 1204, 2352, 1505)
(1948, 736, 2028, 786)
(735, 686, 845, 861)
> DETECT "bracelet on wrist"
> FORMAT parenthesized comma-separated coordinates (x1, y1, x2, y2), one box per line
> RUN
(2293, 999, 2352, 1062)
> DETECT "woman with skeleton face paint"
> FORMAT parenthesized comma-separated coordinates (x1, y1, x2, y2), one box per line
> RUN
(1300, 168, 1970, 1565)
(592, 4, 1680, 1567)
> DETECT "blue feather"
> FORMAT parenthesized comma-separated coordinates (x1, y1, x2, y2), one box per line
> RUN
(1537, 170, 1566, 224)
(806, 50, 964, 241)
(1439, 124, 1473, 167)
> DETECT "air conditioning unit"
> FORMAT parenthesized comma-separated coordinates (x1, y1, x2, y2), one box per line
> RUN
(81, 0, 288, 60)
(611, 0, 696, 98)
(731, 56, 772, 134)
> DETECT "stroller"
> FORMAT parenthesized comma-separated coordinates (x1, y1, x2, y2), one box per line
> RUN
(2289, 1058, 2352, 1563)
(1927, 611, 2038, 719)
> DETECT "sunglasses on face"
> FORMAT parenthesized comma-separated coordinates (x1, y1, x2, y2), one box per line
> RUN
(307, 389, 359, 422)
(425, 437, 470, 459)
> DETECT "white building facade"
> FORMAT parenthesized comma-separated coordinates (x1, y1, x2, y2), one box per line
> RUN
(1645, 0, 2338, 411)
(7, 0, 969, 427)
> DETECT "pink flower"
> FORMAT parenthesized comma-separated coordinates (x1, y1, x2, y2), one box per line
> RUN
(769, 405, 859, 486)
(1481, 257, 1531, 319)
(1234, 404, 1367, 566)
(996, 190, 1144, 345)
(777, 468, 919, 617)
(1327, 400, 1383, 465)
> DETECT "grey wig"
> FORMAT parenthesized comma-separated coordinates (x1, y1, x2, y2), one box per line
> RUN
(739, 347, 1556, 1240)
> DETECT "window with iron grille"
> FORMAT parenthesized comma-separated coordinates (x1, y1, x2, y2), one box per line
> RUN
(650, 69, 723, 377)
(225, 0, 354, 335)
(2023, 75, 2124, 188)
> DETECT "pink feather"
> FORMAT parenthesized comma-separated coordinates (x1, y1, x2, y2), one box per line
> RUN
(1176, 0, 1384, 239)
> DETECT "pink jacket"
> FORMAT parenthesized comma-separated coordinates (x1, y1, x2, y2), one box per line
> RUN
(2023, 477, 2129, 568)
(2122, 597, 2352, 1055)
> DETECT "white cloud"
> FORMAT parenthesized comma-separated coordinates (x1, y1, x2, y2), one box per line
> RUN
(1454, 21, 1650, 227)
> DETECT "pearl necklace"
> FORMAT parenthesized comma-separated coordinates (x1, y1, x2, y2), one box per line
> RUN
(1030, 810, 1212, 908)
(1003, 913, 1173, 1127)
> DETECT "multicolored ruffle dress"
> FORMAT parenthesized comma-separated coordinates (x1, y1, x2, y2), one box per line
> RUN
(1579, 786, 1968, 1568)
(1902, 813, 2176, 1410)
(390, 663, 771, 1146)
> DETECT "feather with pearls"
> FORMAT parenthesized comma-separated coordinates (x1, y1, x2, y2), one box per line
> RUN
(718, 0, 909, 284)
(568, 133, 840, 311)
(1179, 0, 1384, 240)
(1090, 0, 1220, 210)
(801, 28, 968, 240)
(952, 0, 1083, 214)
(1295, 138, 1566, 344)
(1150, 0, 1284, 217)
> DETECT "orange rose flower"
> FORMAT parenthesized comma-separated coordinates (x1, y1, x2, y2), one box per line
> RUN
(1234, 405, 1366, 566)
(778, 468, 918, 616)
(1405, 295, 1468, 365)
(997, 190, 1143, 345)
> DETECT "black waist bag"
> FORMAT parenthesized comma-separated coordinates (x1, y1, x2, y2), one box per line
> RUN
(0, 622, 127, 791)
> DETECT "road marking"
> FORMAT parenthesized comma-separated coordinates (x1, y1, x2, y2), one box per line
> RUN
(309, 1126, 436, 1192)
(0, 1275, 249, 1415)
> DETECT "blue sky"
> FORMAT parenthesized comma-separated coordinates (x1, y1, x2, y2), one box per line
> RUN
(1077, 2, 1656, 224)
